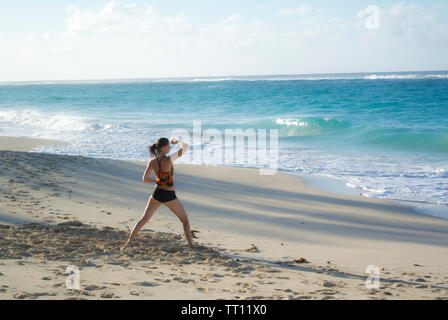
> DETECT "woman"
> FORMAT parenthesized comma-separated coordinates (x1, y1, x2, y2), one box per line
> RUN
(122, 137, 194, 249)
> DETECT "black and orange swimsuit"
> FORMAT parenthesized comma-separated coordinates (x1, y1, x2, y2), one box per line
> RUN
(155, 156, 174, 187)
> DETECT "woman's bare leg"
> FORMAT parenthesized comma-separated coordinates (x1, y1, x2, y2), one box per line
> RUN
(164, 198, 194, 248)
(123, 195, 162, 247)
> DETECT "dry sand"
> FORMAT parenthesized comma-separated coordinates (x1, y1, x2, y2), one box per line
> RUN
(0, 136, 447, 300)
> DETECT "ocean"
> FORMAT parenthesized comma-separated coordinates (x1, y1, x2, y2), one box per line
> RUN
(1, 70, 447, 218)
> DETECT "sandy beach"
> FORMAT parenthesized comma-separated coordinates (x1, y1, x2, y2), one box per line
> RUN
(0, 135, 447, 300)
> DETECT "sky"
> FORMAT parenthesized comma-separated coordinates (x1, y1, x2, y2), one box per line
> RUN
(0, 0, 447, 82)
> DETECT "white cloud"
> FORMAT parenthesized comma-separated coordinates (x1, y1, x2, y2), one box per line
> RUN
(196, 13, 267, 52)
(13, 2, 272, 80)
(224, 13, 240, 23)
(22, 2, 264, 54)
(276, 6, 347, 43)
(277, 6, 312, 16)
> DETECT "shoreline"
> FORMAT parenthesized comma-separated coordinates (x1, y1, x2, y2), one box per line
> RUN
(1, 134, 446, 221)
(291, 171, 448, 220)
(1, 136, 448, 299)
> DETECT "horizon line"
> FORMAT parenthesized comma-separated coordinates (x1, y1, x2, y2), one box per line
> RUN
(1, 68, 448, 84)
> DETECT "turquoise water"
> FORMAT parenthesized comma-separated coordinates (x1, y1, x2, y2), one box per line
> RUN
(1, 70, 447, 218)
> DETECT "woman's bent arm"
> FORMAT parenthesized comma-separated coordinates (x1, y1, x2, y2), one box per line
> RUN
(170, 141, 189, 162)
(142, 160, 157, 183)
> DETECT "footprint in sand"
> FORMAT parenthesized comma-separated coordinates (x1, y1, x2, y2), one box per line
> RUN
(212, 273, 224, 278)
(323, 281, 337, 288)
(105, 282, 121, 286)
(84, 285, 107, 291)
(131, 281, 159, 287)
(245, 244, 259, 252)
(13, 292, 29, 299)
(293, 257, 309, 264)
(173, 277, 195, 284)
(29, 292, 57, 298)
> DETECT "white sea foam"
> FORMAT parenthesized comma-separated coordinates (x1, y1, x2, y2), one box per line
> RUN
(190, 78, 238, 82)
(275, 118, 309, 127)
(274, 148, 448, 217)
(364, 74, 448, 80)
(424, 74, 448, 79)
(364, 74, 418, 80)
(0, 109, 129, 134)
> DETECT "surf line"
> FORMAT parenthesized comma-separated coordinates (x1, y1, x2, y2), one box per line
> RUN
(181, 304, 215, 317)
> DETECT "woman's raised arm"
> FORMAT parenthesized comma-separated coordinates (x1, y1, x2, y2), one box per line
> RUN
(170, 139, 189, 162)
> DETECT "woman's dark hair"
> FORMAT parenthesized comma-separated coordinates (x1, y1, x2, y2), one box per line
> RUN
(148, 137, 170, 157)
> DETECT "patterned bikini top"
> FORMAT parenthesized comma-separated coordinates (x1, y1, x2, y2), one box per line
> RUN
(155, 156, 174, 187)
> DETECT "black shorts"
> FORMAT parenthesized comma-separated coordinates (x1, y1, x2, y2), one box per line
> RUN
(152, 188, 177, 203)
